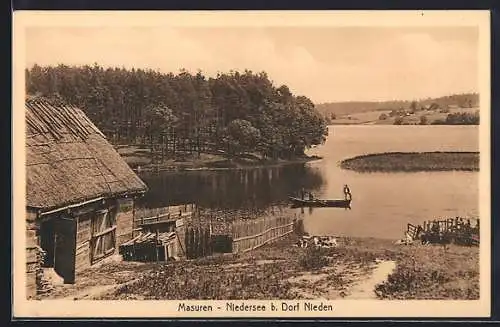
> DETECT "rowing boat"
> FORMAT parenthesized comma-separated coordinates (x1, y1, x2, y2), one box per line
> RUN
(288, 196, 351, 208)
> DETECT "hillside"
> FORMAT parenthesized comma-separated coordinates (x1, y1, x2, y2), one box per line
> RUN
(316, 93, 479, 119)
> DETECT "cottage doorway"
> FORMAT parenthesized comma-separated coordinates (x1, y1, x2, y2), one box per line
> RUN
(39, 219, 56, 267)
(54, 217, 77, 284)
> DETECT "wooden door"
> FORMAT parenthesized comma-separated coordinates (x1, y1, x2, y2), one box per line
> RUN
(54, 217, 77, 284)
(90, 209, 117, 264)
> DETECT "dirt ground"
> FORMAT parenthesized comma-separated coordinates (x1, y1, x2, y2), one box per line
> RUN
(36, 234, 479, 301)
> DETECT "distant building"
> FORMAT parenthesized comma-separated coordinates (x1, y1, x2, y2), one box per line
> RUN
(25, 97, 148, 298)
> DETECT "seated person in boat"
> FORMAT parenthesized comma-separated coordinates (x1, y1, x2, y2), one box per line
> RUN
(308, 192, 314, 200)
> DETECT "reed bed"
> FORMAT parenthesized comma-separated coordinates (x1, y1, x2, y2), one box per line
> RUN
(340, 152, 479, 172)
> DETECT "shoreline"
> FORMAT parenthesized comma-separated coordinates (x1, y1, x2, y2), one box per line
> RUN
(340, 151, 479, 173)
(131, 155, 323, 173)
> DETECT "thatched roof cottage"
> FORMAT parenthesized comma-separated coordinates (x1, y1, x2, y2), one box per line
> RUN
(25, 97, 148, 298)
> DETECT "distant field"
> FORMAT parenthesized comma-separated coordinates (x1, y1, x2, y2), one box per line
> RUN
(316, 93, 479, 118)
(330, 110, 393, 125)
(330, 108, 479, 125)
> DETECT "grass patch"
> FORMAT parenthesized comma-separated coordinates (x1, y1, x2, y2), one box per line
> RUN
(69, 236, 478, 301)
(340, 152, 479, 172)
(375, 244, 479, 299)
(298, 247, 329, 270)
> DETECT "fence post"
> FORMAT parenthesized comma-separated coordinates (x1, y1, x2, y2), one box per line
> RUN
(185, 227, 190, 259)
(197, 227, 202, 258)
(245, 221, 249, 251)
(204, 227, 209, 257)
(193, 227, 198, 259)
(206, 228, 211, 256)
(232, 221, 236, 254)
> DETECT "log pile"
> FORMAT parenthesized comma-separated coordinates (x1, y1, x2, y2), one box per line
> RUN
(34, 247, 56, 296)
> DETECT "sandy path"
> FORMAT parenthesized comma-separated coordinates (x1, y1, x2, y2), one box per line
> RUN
(345, 260, 396, 299)
(63, 278, 142, 300)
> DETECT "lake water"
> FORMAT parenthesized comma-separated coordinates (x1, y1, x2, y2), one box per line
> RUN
(138, 125, 479, 239)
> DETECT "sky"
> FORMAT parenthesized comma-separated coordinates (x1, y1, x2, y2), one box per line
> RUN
(25, 26, 479, 103)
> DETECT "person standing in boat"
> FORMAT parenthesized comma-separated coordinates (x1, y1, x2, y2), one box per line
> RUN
(343, 184, 352, 200)
(301, 187, 306, 200)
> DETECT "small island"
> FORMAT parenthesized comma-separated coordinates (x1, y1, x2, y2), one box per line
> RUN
(340, 152, 479, 172)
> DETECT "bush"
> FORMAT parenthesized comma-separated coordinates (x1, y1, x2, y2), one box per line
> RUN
(394, 117, 404, 125)
(379, 113, 388, 120)
(431, 119, 446, 125)
(299, 247, 328, 270)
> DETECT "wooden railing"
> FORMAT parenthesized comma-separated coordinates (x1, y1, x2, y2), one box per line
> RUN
(134, 204, 196, 230)
(406, 216, 480, 245)
(231, 214, 296, 253)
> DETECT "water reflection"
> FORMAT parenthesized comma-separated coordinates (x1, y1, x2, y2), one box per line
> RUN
(137, 164, 326, 209)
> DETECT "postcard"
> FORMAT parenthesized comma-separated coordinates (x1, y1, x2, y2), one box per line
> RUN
(12, 10, 491, 318)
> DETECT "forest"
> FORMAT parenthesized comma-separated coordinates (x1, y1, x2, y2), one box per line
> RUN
(26, 64, 328, 160)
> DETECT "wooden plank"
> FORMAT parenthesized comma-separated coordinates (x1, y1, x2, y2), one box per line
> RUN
(116, 211, 134, 240)
(26, 210, 38, 222)
(26, 248, 38, 263)
(241, 230, 294, 253)
(93, 226, 117, 238)
(75, 254, 91, 272)
(117, 198, 134, 213)
(26, 262, 39, 273)
(233, 222, 294, 242)
(26, 234, 38, 248)
(77, 229, 91, 244)
(75, 249, 89, 265)
(26, 285, 37, 299)
(26, 229, 36, 238)
(77, 215, 92, 243)
(76, 241, 89, 253)
(230, 215, 296, 253)
(26, 271, 37, 286)
(73, 203, 99, 217)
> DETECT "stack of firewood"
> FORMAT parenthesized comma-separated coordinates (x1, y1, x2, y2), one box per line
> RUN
(35, 248, 55, 296)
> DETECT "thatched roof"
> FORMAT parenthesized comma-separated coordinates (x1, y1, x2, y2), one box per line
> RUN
(26, 97, 148, 211)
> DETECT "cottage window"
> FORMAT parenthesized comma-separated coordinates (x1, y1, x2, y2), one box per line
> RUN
(90, 209, 116, 263)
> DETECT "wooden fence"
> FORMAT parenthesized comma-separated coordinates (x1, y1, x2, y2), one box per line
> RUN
(185, 226, 212, 259)
(406, 217, 479, 246)
(130, 204, 298, 259)
(134, 204, 196, 231)
(231, 214, 296, 253)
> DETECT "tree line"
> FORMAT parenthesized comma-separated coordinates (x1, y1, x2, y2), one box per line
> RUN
(431, 112, 480, 125)
(26, 64, 328, 159)
(318, 93, 479, 119)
